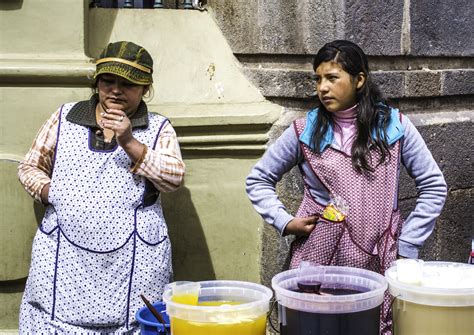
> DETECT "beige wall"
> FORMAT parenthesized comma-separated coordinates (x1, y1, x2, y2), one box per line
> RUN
(0, 0, 281, 329)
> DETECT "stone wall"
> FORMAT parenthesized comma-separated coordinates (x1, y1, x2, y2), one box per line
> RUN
(206, 0, 474, 287)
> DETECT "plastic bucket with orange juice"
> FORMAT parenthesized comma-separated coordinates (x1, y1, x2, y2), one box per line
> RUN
(162, 280, 273, 335)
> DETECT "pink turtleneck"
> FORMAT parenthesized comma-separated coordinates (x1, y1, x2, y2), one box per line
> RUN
(332, 104, 358, 155)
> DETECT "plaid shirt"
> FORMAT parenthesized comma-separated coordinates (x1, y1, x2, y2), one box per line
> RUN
(18, 99, 185, 203)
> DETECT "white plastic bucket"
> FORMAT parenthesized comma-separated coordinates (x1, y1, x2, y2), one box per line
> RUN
(385, 261, 474, 335)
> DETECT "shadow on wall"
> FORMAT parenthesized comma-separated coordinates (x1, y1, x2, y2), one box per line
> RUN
(0, 0, 24, 11)
(86, 9, 119, 58)
(162, 186, 216, 281)
(33, 202, 45, 227)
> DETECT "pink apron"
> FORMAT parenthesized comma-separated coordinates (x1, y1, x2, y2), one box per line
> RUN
(290, 117, 403, 335)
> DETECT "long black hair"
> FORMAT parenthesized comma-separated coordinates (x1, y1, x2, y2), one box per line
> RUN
(312, 40, 391, 173)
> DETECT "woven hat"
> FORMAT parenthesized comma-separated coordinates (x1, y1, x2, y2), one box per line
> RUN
(94, 41, 153, 85)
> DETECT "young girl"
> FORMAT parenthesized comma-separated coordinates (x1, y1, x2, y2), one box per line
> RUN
(246, 40, 447, 334)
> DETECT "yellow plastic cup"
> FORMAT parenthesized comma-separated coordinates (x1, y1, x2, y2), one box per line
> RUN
(168, 281, 200, 306)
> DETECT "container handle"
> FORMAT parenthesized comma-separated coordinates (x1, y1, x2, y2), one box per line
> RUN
(140, 295, 170, 335)
(383, 294, 401, 334)
(267, 297, 280, 333)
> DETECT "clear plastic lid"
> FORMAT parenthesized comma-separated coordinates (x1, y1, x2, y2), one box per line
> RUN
(385, 260, 474, 307)
(163, 280, 273, 323)
(272, 264, 387, 314)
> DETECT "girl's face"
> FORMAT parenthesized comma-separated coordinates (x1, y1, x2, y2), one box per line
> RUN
(97, 74, 148, 115)
(315, 61, 365, 112)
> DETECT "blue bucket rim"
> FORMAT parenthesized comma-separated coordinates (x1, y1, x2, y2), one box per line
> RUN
(135, 301, 170, 328)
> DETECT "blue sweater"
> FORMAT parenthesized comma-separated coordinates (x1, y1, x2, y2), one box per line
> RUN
(246, 111, 447, 258)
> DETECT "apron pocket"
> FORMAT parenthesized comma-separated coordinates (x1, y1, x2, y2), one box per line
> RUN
(378, 211, 404, 271)
(53, 235, 134, 327)
(299, 218, 345, 266)
(337, 234, 380, 272)
(135, 204, 168, 245)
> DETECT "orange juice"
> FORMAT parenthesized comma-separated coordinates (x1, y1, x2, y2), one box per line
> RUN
(170, 281, 200, 305)
(170, 301, 267, 335)
(163, 280, 273, 335)
(171, 293, 198, 305)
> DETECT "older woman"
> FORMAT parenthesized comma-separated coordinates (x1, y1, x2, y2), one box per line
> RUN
(18, 41, 185, 334)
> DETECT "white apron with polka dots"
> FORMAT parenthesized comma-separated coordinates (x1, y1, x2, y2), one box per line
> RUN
(20, 102, 172, 333)
(290, 117, 403, 335)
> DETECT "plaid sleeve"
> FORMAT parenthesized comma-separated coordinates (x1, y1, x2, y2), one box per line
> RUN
(18, 109, 60, 203)
(131, 121, 185, 192)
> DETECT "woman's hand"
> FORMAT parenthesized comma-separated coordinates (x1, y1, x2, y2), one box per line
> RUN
(99, 108, 147, 165)
(99, 108, 133, 146)
(284, 216, 318, 236)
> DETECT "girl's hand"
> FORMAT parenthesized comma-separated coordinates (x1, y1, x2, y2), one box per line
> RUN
(284, 216, 318, 236)
(99, 108, 133, 147)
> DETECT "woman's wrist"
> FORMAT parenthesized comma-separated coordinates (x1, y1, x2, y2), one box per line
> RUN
(130, 144, 148, 173)
(40, 183, 50, 205)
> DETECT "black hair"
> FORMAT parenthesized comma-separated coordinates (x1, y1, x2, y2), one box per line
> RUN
(311, 40, 391, 173)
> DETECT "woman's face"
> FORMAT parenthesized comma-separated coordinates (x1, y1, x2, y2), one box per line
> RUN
(96, 74, 148, 114)
(315, 61, 364, 112)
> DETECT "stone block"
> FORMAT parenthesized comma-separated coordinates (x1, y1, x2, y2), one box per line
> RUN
(209, 0, 406, 55)
(272, 108, 307, 128)
(433, 188, 473, 261)
(410, 0, 474, 56)
(398, 112, 472, 262)
(416, 188, 473, 262)
(242, 67, 316, 98)
(398, 167, 417, 200)
(405, 70, 441, 97)
(442, 70, 474, 96)
(399, 112, 473, 201)
(409, 112, 473, 191)
(260, 222, 292, 287)
(344, 0, 403, 55)
(206, 1, 260, 53)
(243, 67, 473, 102)
(207, 0, 345, 54)
(209, 0, 473, 57)
(372, 71, 405, 99)
(399, 188, 472, 263)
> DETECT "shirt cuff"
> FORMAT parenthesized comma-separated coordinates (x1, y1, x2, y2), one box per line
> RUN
(273, 210, 294, 236)
(398, 239, 420, 259)
(130, 145, 148, 174)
